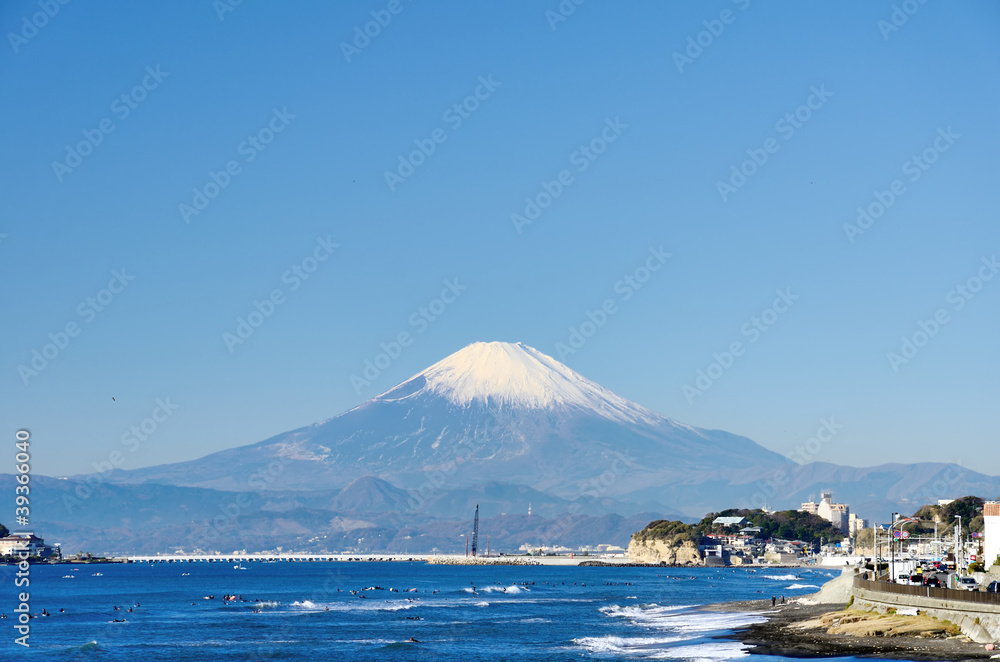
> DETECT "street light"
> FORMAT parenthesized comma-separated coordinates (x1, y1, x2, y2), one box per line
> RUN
(889, 517, 917, 583)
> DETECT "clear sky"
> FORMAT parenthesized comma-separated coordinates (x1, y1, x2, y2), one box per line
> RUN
(2, 1, 998, 478)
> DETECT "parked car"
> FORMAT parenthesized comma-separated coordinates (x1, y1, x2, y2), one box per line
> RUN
(908, 574, 923, 585)
(987, 581, 1000, 593)
(955, 576, 978, 591)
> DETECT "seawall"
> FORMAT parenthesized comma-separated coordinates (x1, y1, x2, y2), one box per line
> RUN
(851, 576, 1000, 643)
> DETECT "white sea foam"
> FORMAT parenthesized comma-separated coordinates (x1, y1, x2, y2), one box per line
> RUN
(600, 604, 765, 633)
(761, 574, 800, 581)
(786, 583, 819, 590)
(659, 611, 766, 633)
(649, 641, 749, 660)
(474, 601, 489, 607)
(289, 599, 416, 612)
(462, 585, 525, 594)
(574, 635, 686, 654)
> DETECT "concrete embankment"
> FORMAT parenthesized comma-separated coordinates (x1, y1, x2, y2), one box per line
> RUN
(851, 576, 1000, 644)
(808, 566, 856, 603)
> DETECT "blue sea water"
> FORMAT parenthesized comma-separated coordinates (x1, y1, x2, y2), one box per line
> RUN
(0, 562, 883, 661)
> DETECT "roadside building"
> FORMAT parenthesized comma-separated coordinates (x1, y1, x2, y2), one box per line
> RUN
(985, 501, 1000, 570)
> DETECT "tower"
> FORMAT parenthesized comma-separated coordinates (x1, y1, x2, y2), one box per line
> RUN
(471, 504, 480, 557)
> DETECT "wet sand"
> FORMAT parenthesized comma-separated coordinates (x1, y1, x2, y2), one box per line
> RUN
(706, 599, 994, 660)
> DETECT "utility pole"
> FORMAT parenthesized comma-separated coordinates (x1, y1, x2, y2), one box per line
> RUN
(873, 523, 878, 580)
(954, 515, 962, 576)
(891, 513, 897, 583)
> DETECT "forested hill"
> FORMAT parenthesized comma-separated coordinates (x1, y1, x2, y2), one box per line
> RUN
(633, 508, 844, 548)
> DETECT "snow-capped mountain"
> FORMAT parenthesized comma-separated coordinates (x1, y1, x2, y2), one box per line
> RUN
(38, 341, 1000, 554)
(383, 341, 664, 424)
(107, 341, 792, 500)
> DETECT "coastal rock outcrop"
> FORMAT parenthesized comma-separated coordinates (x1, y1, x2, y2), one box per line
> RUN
(627, 538, 702, 565)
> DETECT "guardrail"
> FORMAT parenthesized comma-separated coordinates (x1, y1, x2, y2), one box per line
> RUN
(854, 576, 1000, 605)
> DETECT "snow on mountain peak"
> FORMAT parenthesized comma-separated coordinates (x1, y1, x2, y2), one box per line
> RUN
(378, 341, 664, 425)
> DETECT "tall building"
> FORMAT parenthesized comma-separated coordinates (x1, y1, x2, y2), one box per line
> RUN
(984, 501, 1000, 569)
(848, 513, 868, 537)
(800, 490, 850, 534)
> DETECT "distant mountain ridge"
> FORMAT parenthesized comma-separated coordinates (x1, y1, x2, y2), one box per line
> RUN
(17, 341, 997, 554)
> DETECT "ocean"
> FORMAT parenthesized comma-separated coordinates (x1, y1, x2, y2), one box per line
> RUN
(0, 562, 881, 660)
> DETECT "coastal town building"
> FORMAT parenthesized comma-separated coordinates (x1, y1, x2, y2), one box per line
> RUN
(984, 501, 1000, 569)
(800, 491, 850, 534)
(0, 533, 55, 558)
(848, 513, 868, 537)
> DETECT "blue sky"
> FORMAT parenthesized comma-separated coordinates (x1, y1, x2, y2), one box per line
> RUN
(2, 1, 998, 478)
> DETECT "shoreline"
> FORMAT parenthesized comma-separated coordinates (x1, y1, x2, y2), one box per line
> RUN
(706, 578, 995, 660)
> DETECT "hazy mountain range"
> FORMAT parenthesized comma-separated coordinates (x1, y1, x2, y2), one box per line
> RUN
(7, 342, 998, 555)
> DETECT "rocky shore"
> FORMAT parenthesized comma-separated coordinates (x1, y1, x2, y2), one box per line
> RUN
(708, 570, 997, 660)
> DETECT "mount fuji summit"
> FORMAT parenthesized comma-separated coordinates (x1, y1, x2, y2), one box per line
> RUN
(112, 341, 792, 503)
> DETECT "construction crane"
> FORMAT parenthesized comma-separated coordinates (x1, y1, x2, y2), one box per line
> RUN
(471, 504, 480, 557)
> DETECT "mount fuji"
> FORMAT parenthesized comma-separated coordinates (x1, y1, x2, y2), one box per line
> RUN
(108, 341, 792, 502)
(27, 341, 998, 554)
